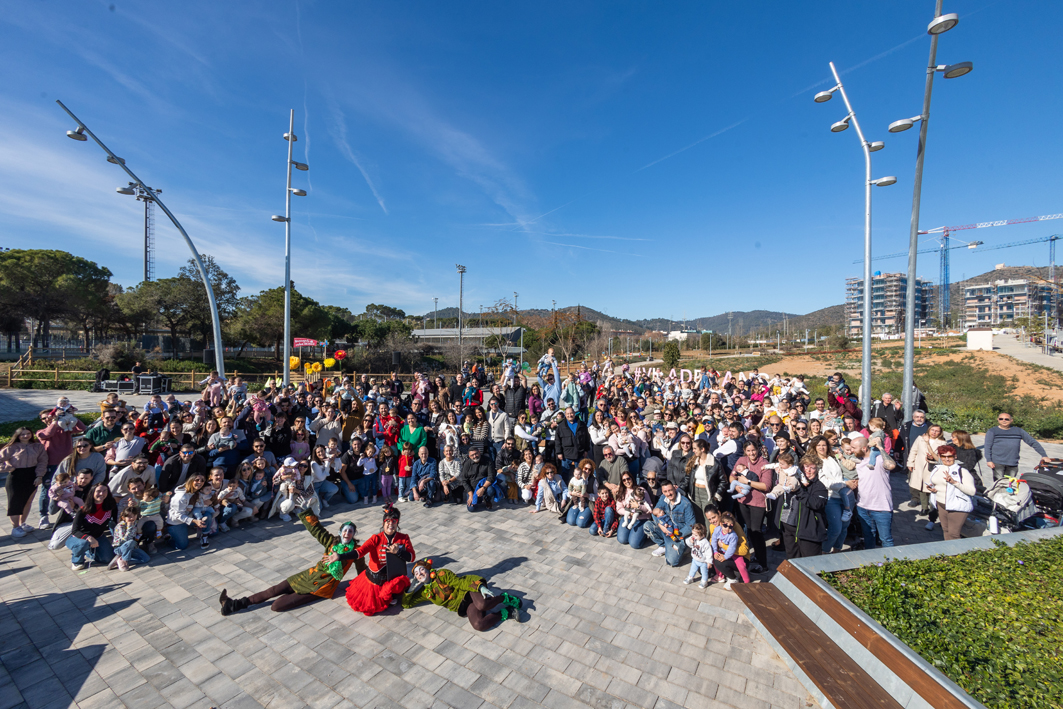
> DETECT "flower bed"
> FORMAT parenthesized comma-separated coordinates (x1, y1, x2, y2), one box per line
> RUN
(821, 537, 1063, 709)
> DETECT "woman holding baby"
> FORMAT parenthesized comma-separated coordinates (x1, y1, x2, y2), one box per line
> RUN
(729, 440, 774, 573)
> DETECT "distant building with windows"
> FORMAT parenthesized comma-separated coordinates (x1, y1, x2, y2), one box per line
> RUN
(846, 273, 933, 337)
(963, 278, 1053, 327)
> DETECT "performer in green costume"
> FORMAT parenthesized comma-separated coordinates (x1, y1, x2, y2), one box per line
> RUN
(401, 559, 522, 631)
(218, 510, 366, 614)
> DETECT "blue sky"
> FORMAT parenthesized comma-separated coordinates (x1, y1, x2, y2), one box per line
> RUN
(2, 1, 1060, 321)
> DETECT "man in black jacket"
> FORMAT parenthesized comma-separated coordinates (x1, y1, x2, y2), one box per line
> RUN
(503, 377, 527, 425)
(555, 407, 590, 479)
(158, 445, 207, 494)
(458, 448, 496, 511)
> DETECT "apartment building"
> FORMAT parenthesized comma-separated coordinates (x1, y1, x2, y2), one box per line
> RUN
(964, 278, 1053, 326)
(845, 273, 933, 337)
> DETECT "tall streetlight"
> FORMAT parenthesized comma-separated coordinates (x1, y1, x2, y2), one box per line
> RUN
(893, 2, 973, 421)
(271, 110, 310, 387)
(815, 63, 896, 424)
(433, 297, 439, 329)
(57, 101, 227, 376)
(514, 291, 522, 368)
(456, 265, 466, 365)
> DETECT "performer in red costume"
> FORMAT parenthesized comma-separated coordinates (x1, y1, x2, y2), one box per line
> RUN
(328, 504, 414, 616)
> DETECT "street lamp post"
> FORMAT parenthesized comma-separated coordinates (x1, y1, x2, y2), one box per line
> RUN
(271, 110, 309, 388)
(456, 265, 466, 366)
(815, 63, 896, 424)
(57, 100, 227, 377)
(893, 2, 973, 421)
(433, 297, 439, 329)
(514, 292, 522, 368)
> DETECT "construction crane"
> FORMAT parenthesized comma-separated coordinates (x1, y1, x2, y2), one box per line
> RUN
(856, 211, 1063, 326)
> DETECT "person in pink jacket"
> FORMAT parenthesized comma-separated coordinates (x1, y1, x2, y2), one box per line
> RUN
(36, 409, 85, 530)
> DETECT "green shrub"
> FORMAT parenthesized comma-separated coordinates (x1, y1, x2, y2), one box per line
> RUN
(823, 537, 1063, 709)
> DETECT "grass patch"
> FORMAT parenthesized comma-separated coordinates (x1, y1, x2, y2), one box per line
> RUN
(0, 412, 101, 445)
(822, 537, 1063, 709)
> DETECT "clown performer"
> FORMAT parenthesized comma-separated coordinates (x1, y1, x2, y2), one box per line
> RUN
(327, 504, 415, 616)
(401, 559, 523, 631)
(217, 510, 366, 614)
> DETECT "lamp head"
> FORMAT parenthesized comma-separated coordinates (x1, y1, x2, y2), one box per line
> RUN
(814, 91, 833, 103)
(66, 127, 87, 141)
(291, 188, 307, 196)
(292, 161, 309, 171)
(927, 12, 959, 35)
(868, 141, 885, 152)
(271, 215, 289, 222)
(106, 155, 126, 165)
(872, 176, 897, 187)
(888, 117, 921, 133)
(116, 186, 135, 195)
(941, 61, 973, 79)
(830, 118, 850, 133)
(283, 132, 298, 141)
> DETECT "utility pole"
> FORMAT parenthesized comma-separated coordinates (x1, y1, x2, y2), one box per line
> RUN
(456, 264, 465, 365)
(433, 297, 438, 329)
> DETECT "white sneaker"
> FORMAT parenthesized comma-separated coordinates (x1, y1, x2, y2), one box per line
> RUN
(398, 497, 407, 503)
(11, 526, 26, 539)
(72, 562, 86, 571)
(683, 577, 696, 585)
(699, 580, 709, 589)
(651, 547, 667, 557)
(925, 521, 935, 531)
(279, 514, 291, 522)
(20, 524, 35, 533)
(219, 523, 230, 533)
(723, 580, 734, 591)
(38, 516, 52, 530)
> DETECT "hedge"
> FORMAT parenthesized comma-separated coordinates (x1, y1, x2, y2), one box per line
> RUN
(822, 537, 1063, 709)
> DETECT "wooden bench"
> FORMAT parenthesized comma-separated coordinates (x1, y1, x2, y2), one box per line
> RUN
(734, 582, 903, 709)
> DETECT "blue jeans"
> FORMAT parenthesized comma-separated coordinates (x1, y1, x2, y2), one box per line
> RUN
(823, 496, 847, 553)
(317, 480, 340, 505)
(39, 464, 58, 516)
(468, 481, 495, 510)
(167, 523, 197, 550)
(688, 559, 709, 581)
(856, 507, 894, 548)
(589, 508, 616, 536)
(566, 505, 593, 527)
(415, 478, 440, 502)
(488, 478, 507, 502)
(219, 504, 242, 527)
(357, 474, 378, 500)
(398, 477, 413, 499)
(66, 535, 114, 565)
(617, 518, 648, 549)
(115, 539, 150, 565)
(644, 520, 688, 567)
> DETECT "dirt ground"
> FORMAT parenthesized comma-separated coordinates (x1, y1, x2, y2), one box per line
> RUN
(759, 342, 1063, 405)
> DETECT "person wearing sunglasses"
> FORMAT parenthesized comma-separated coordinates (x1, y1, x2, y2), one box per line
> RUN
(57, 439, 107, 489)
(984, 412, 1049, 481)
(926, 445, 977, 541)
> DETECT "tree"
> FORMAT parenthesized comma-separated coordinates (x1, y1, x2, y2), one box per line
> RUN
(0, 249, 112, 348)
(323, 305, 358, 341)
(700, 332, 726, 351)
(178, 255, 240, 348)
(662, 340, 681, 369)
(230, 286, 331, 358)
(364, 303, 406, 322)
(117, 278, 201, 358)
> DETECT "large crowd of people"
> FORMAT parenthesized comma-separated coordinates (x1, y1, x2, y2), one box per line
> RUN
(2, 353, 1051, 594)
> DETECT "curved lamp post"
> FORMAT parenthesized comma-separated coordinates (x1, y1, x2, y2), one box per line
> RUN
(57, 100, 226, 377)
(893, 3, 974, 421)
(271, 109, 310, 388)
(815, 63, 895, 424)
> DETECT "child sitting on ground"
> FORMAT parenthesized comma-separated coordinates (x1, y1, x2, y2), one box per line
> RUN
(706, 506, 751, 584)
(137, 485, 164, 542)
(109, 505, 143, 572)
(727, 463, 752, 500)
(217, 478, 249, 531)
(684, 523, 713, 588)
(48, 471, 82, 516)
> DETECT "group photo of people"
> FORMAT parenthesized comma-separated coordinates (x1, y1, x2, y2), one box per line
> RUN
(3, 351, 1048, 609)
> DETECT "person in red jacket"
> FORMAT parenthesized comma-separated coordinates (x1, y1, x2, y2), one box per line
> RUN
(329, 504, 414, 616)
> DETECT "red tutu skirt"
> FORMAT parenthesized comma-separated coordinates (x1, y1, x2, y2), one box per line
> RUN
(345, 571, 411, 616)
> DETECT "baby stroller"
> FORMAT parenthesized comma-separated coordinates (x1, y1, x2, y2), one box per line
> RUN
(982, 477, 1038, 532)
(1022, 471, 1063, 527)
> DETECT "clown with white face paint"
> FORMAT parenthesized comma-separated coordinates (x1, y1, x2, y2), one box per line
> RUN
(401, 558, 524, 631)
